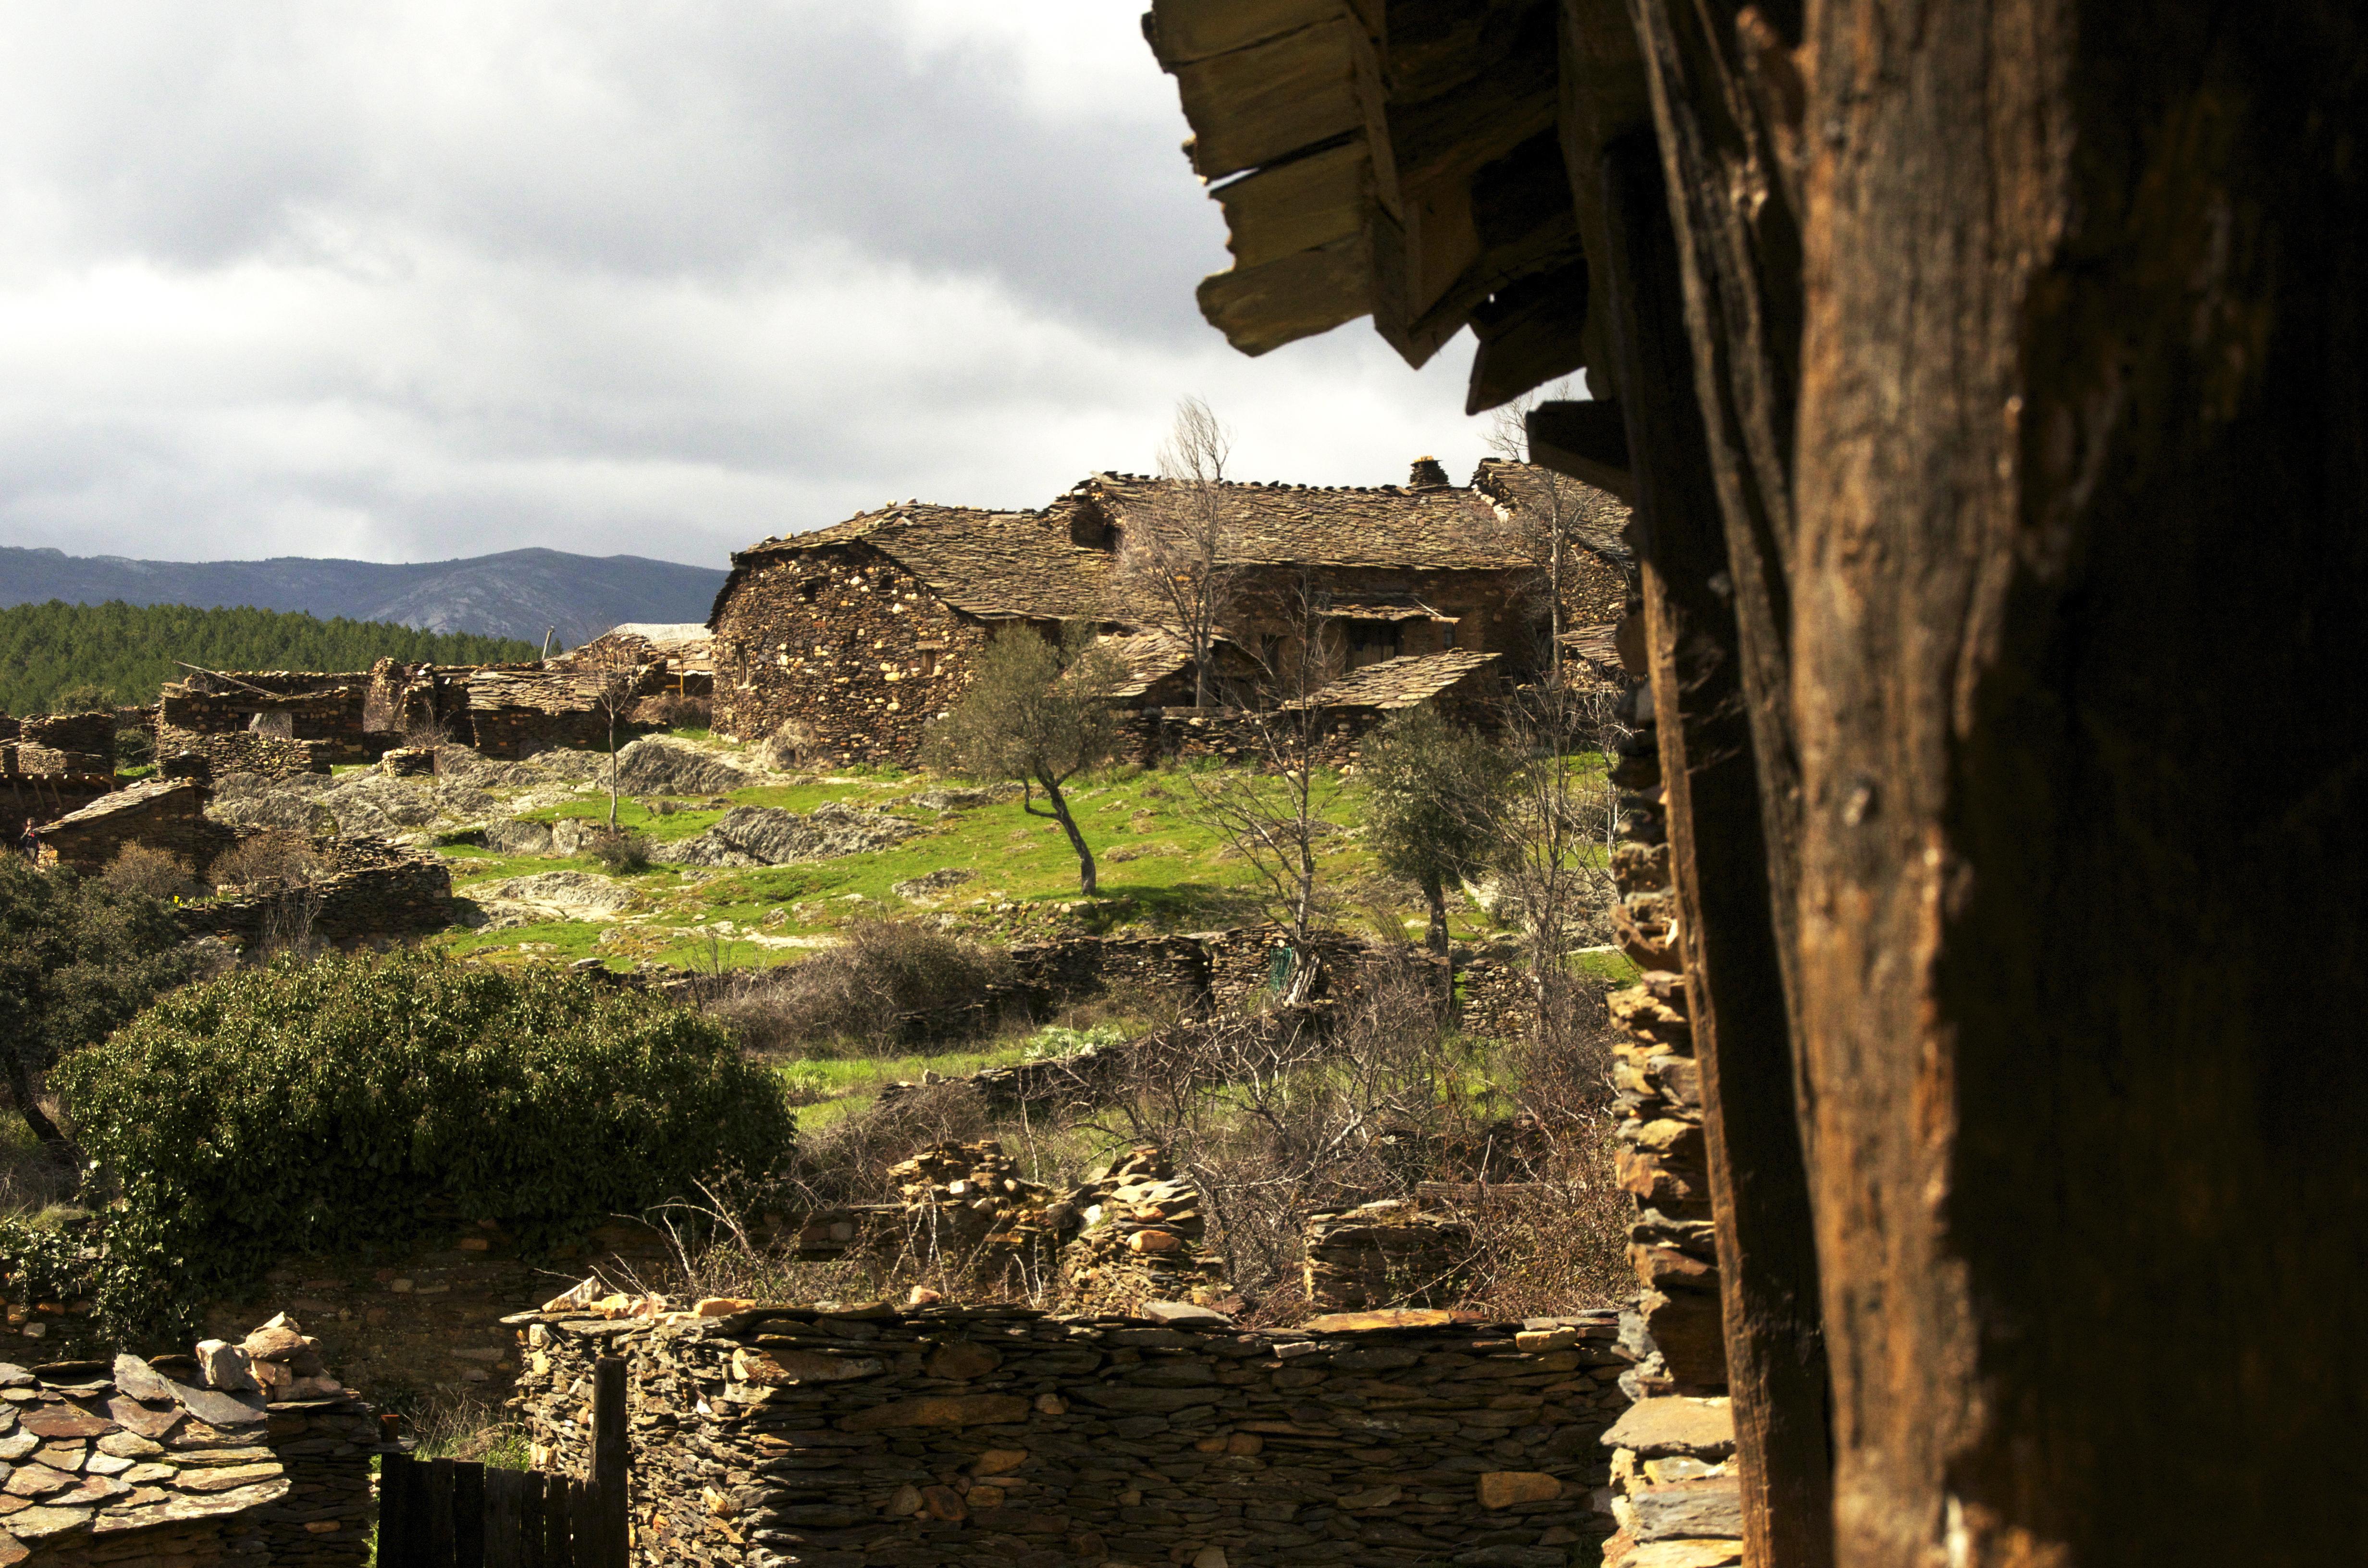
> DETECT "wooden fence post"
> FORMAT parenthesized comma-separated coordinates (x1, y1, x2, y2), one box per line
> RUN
(425, 1456, 457, 1568)
(592, 1356, 629, 1568)
(379, 1451, 423, 1568)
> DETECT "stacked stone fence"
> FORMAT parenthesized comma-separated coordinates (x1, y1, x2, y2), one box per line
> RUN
(513, 1297, 1632, 1568)
(180, 837, 456, 949)
(0, 1313, 374, 1566)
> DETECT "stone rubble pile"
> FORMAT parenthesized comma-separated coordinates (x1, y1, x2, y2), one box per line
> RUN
(512, 1298, 1632, 1568)
(0, 1313, 372, 1567)
(1053, 1149, 1230, 1318)
(885, 1145, 1065, 1289)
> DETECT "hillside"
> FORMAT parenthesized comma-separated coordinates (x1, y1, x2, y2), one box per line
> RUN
(0, 600, 540, 713)
(0, 545, 726, 645)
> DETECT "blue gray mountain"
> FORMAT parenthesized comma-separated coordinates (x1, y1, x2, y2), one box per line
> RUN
(0, 546, 726, 646)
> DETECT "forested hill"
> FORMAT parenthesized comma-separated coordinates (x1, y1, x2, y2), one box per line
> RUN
(0, 601, 540, 714)
(0, 545, 726, 645)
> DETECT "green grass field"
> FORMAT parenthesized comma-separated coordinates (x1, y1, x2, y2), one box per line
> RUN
(426, 735, 1626, 983)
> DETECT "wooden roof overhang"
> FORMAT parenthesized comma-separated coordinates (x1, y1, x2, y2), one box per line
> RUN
(1145, 0, 1650, 418)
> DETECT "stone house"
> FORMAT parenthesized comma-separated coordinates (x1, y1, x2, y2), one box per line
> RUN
(707, 459, 1629, 763)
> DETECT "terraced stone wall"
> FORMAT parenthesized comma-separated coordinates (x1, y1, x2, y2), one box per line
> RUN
(515, 1299, 1632, 1568)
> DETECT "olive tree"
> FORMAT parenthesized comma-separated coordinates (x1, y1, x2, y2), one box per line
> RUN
(1361, 707, 1515, 954)
(922, 629, 1124, 894)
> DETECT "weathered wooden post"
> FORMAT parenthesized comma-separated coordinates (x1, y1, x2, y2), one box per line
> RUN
(592, 1356, 629, 1568)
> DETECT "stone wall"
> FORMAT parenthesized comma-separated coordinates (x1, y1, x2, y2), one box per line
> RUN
(0, 1313, 374, 1567)
(1594, 691, 1740, 1568)
(1, 711, 118, 839)
(158, 676, 382, 769)
(157, 730, 333, 780)
(35, 780, 237, 879)
(710, 542, 993, 766)
(182, 836, 456, 949)
(514, 1297, 1632, 1568)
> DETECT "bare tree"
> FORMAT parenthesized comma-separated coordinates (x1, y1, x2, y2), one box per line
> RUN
(582, 634, 645, 831)
(1179, 577, 1339, 1000)
(1486, 380, 1586, 685)
(1126, 397, 1242, 708)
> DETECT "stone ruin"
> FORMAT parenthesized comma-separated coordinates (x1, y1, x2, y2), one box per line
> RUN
(0, 1313, 373, 1567)
(512, 1292, 1631, 1568)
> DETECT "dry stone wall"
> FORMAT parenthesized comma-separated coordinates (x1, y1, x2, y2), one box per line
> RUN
(514, 1298, 1632, 1568)
(0, 1314, 373, 1567)
(1594, 693, 1740, 1568)
(182, 836, 455, 949)
(711, 544, 991, 766)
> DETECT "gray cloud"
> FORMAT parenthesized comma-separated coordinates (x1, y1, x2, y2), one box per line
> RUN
(0, 2, 1492, 567)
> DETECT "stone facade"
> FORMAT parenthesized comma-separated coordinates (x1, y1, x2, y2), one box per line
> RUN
(708, 461, 1633, 768)
(513, 1297, 1631, 1568)
(0, 1314, 373, 1567)
(709, 531, 999, 767)
(1, 712, 117, 842)
(1593, 691, 1741, 1568)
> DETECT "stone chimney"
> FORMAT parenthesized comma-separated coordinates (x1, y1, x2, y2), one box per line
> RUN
(1407, 455, 1451, 489)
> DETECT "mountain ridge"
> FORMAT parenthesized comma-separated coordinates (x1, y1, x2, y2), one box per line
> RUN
(0, 545, 727, 646)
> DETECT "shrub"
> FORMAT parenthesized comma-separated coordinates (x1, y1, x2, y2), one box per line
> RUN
(210, 830, 320, 889)
(584, 829, 653, 874)
(112, 722, 154, 769)
(53, 950, 797, 1336)
(101, 843, 202, 901)
(711, 919, 1017, 1053)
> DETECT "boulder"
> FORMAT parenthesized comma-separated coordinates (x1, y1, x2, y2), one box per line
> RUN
(653, 803, 917, 868)
(613, 738, 754, 796)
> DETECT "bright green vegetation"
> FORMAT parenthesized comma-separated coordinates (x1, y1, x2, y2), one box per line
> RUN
(777, 1023, 1135, 1128)
(0, 599, 538, 713)
(433, 747, 1622, 973)
(52, 950, 797, 1337)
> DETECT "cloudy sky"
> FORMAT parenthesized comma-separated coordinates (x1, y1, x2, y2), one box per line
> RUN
(0, 2, 1500, 570)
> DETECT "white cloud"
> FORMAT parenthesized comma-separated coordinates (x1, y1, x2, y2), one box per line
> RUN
(0, 1, 1490, 568)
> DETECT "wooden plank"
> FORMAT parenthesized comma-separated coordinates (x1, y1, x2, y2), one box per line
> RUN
(1147, 0, 1341, 67)
(1196, 232, 1373, 356)
(1171, 17, 1365, 181)
(483, 1469, 520, 1568)
(1524, 399, 1630, 498)
(543, 1475, 575, 1568)
(1596, 130, 1833, 1567)
(453, 1461, 487, 1568)
(379, 1453, 424, 1568)
(426, 1457, 458, 1568)
(565, 1479, 597, 1568)
(1216, 140, 1369, 270)
(592, 1359, 630, 1568)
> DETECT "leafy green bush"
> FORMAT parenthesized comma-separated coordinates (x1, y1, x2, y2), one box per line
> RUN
(54, 950, 795, 1335)
(0, 1216, 94, 1306)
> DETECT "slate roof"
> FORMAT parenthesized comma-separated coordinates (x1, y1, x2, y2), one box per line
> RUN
(1071, 472, 1539, 572)
(715, 505, 1125, 624)
(1469, 458, 1634, 572)
(1289, 650, 1503, 710)
(40, 777, 200, 830)
(710, 462, 1630, 628)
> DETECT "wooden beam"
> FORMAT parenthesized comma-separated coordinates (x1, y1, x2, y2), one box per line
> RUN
(1169, 16, 1366, 181)
(1145, 0, 1342, 67)
(1523, 397, 1630, 496)
(1214, 139, 1369, 269)
(1787, 0, 2368, 1562)
(1196, 230, 1373, 355)
(1597, 130, 1835, 1568)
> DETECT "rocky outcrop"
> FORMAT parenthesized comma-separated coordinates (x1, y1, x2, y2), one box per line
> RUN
(611, 738, 756, 797)
(651, 802, 918, 868)
(511, 1297, 1632, 1568)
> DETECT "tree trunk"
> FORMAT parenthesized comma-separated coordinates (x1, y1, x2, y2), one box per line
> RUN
(1, 1038, 64, 1148)
(1037, 775, 1097, 896)
(1421, 873, 1449, 956)
(1780, 1, 2368, 1561)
